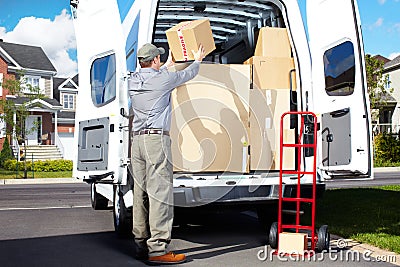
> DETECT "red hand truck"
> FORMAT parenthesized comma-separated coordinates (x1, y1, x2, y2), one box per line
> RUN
(268, 111, 329, 254)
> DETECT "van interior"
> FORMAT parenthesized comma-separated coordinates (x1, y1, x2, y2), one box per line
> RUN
(150, 0, 300, 173)
(153, 0, 286, 64)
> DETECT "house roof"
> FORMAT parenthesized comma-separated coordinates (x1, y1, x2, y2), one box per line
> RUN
(373, 55, 390, 64)
(7, 96, 62, 109)
(52, 74, 79, 103)
(384, 55, 400, 71)
(57, 111, 76, 119)
(0, 41, 57, 73)
(53, 77, 65, 101)
(72, 74, 79, 86)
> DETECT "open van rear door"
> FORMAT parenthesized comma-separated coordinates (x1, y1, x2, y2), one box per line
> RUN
(71, 0, 130, 184)
(307, 0, 372, 178)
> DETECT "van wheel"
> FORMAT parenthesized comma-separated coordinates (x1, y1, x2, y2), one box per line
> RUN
(91, 183, 108, 210)
(269, 222, 278, 249)
(256, 204, 277, 232)
(113, 185, 133, 237)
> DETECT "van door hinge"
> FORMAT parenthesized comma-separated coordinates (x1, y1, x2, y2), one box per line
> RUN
(120, 158, 130, 167)
(70, 0, 78, 8)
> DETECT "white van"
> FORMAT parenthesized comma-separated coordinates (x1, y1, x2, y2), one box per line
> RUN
(70, 0, 373, 235)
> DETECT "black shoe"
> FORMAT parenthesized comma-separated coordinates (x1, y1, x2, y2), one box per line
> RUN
(134, 247, 148, 260)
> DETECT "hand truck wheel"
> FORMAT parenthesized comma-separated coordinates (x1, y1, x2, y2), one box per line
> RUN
(316, 225, 330, 252)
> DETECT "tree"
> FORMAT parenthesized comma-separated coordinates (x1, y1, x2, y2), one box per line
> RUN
(365, 54, 392, 109)
(0, 71, 44, 177)
(0, 137, 14, 167)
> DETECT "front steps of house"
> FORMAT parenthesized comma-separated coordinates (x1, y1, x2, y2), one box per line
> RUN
(13, 145, 63, 161)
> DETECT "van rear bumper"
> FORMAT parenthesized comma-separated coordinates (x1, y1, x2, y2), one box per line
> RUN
(173, 183, 326, 207)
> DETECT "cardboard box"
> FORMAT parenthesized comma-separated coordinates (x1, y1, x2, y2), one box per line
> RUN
(278, 232, 308, 255)
(254, 27, 292, 58)
(249, 89, 295, 170)
(244, 56, 296, 90)
(166, 19, 216, 62)
(170, 64, 251, 172)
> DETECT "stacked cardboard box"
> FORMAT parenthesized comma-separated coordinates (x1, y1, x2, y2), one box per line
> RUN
(254, 27, 292, 58)
(244, 27, 296, 90)
(249, 89, 295, 170)
(170, 64, 251, 173)
(244, 56, 296, 90)
(166, 21, 296, 172)
(246, 27, 296, 171)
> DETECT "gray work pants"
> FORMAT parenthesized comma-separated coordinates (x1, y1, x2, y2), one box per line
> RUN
(131, 134, 174, 257)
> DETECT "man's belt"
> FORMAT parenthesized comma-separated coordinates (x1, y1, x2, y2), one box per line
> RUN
(133, 129, 169, 136)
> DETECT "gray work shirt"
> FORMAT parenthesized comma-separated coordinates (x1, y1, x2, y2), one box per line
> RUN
(128, 61, 200, 132)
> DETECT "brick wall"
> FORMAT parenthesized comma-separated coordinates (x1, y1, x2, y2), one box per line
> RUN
(0, 57, 16, 151)
(57, 124, 75, 133)
(0, 58, 16, 98)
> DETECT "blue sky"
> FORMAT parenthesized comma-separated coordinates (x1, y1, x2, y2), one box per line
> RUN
(0, 0, 399, 77)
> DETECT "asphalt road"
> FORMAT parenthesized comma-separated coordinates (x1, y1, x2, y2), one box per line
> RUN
(0, 172, 398, 267)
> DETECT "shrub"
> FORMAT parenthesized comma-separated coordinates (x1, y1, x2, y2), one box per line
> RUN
(0, 138, 14, 167)
(373, 133, 400, 164)
(3, 159, 73, 172)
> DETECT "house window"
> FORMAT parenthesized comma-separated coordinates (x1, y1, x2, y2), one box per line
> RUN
(26, 76, 40, 88)
(24, 76, 41, 94)
(323, 41, 355, 96)
(385, 75, 391, 89)
(90, 53, 116, 106)
(63, 94, 74, 109)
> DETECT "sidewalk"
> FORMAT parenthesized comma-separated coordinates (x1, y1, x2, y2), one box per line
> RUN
(0, 177, 83, 185)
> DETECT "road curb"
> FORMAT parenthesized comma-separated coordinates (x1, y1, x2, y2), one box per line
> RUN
(374, 167, 400, 173)
(0, 178, 84, 185)
(331, 235, 400, 266)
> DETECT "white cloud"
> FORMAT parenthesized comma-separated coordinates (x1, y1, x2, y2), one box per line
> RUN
(374, 17, 384, 28)
(389, 52, 400, 60)
(0, 10, 77, 77)
(394, 23, 400, 32)
(0, 27, 6, 38)
(378, 0, 386, 4)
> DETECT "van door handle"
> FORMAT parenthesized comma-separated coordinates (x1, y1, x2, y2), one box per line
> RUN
(330, 108, 350, 118)
(289, 69, 296, 105)
(120, 108, 134, 118)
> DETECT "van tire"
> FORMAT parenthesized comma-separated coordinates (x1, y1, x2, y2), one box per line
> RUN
(256, 204, 277, 232)
(269, 222, 278, 249)
(113, 185, 133, 237)
(91, 183, 108, 210)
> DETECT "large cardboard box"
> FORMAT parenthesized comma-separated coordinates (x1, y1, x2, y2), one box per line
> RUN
(278, 232, 308, 255)
(166, 19, 216, 62)
(249, 88, 295, 170)
(170, 64, 251, 173)
(255, 27, 292, 58)
(244, 56, 296, 90)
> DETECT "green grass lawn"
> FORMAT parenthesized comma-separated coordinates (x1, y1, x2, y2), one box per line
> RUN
(313, 185, 400, 254)
(0, 169, 72, 179)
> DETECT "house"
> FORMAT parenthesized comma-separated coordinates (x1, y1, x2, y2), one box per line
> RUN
(0, 40, 67, 159)
(52, 75, 79, 160)
(383, 55, 400, 134)
(369, 55, 397, 134)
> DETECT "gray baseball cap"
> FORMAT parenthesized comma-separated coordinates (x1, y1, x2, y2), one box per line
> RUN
(137, 43, 165, 62)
